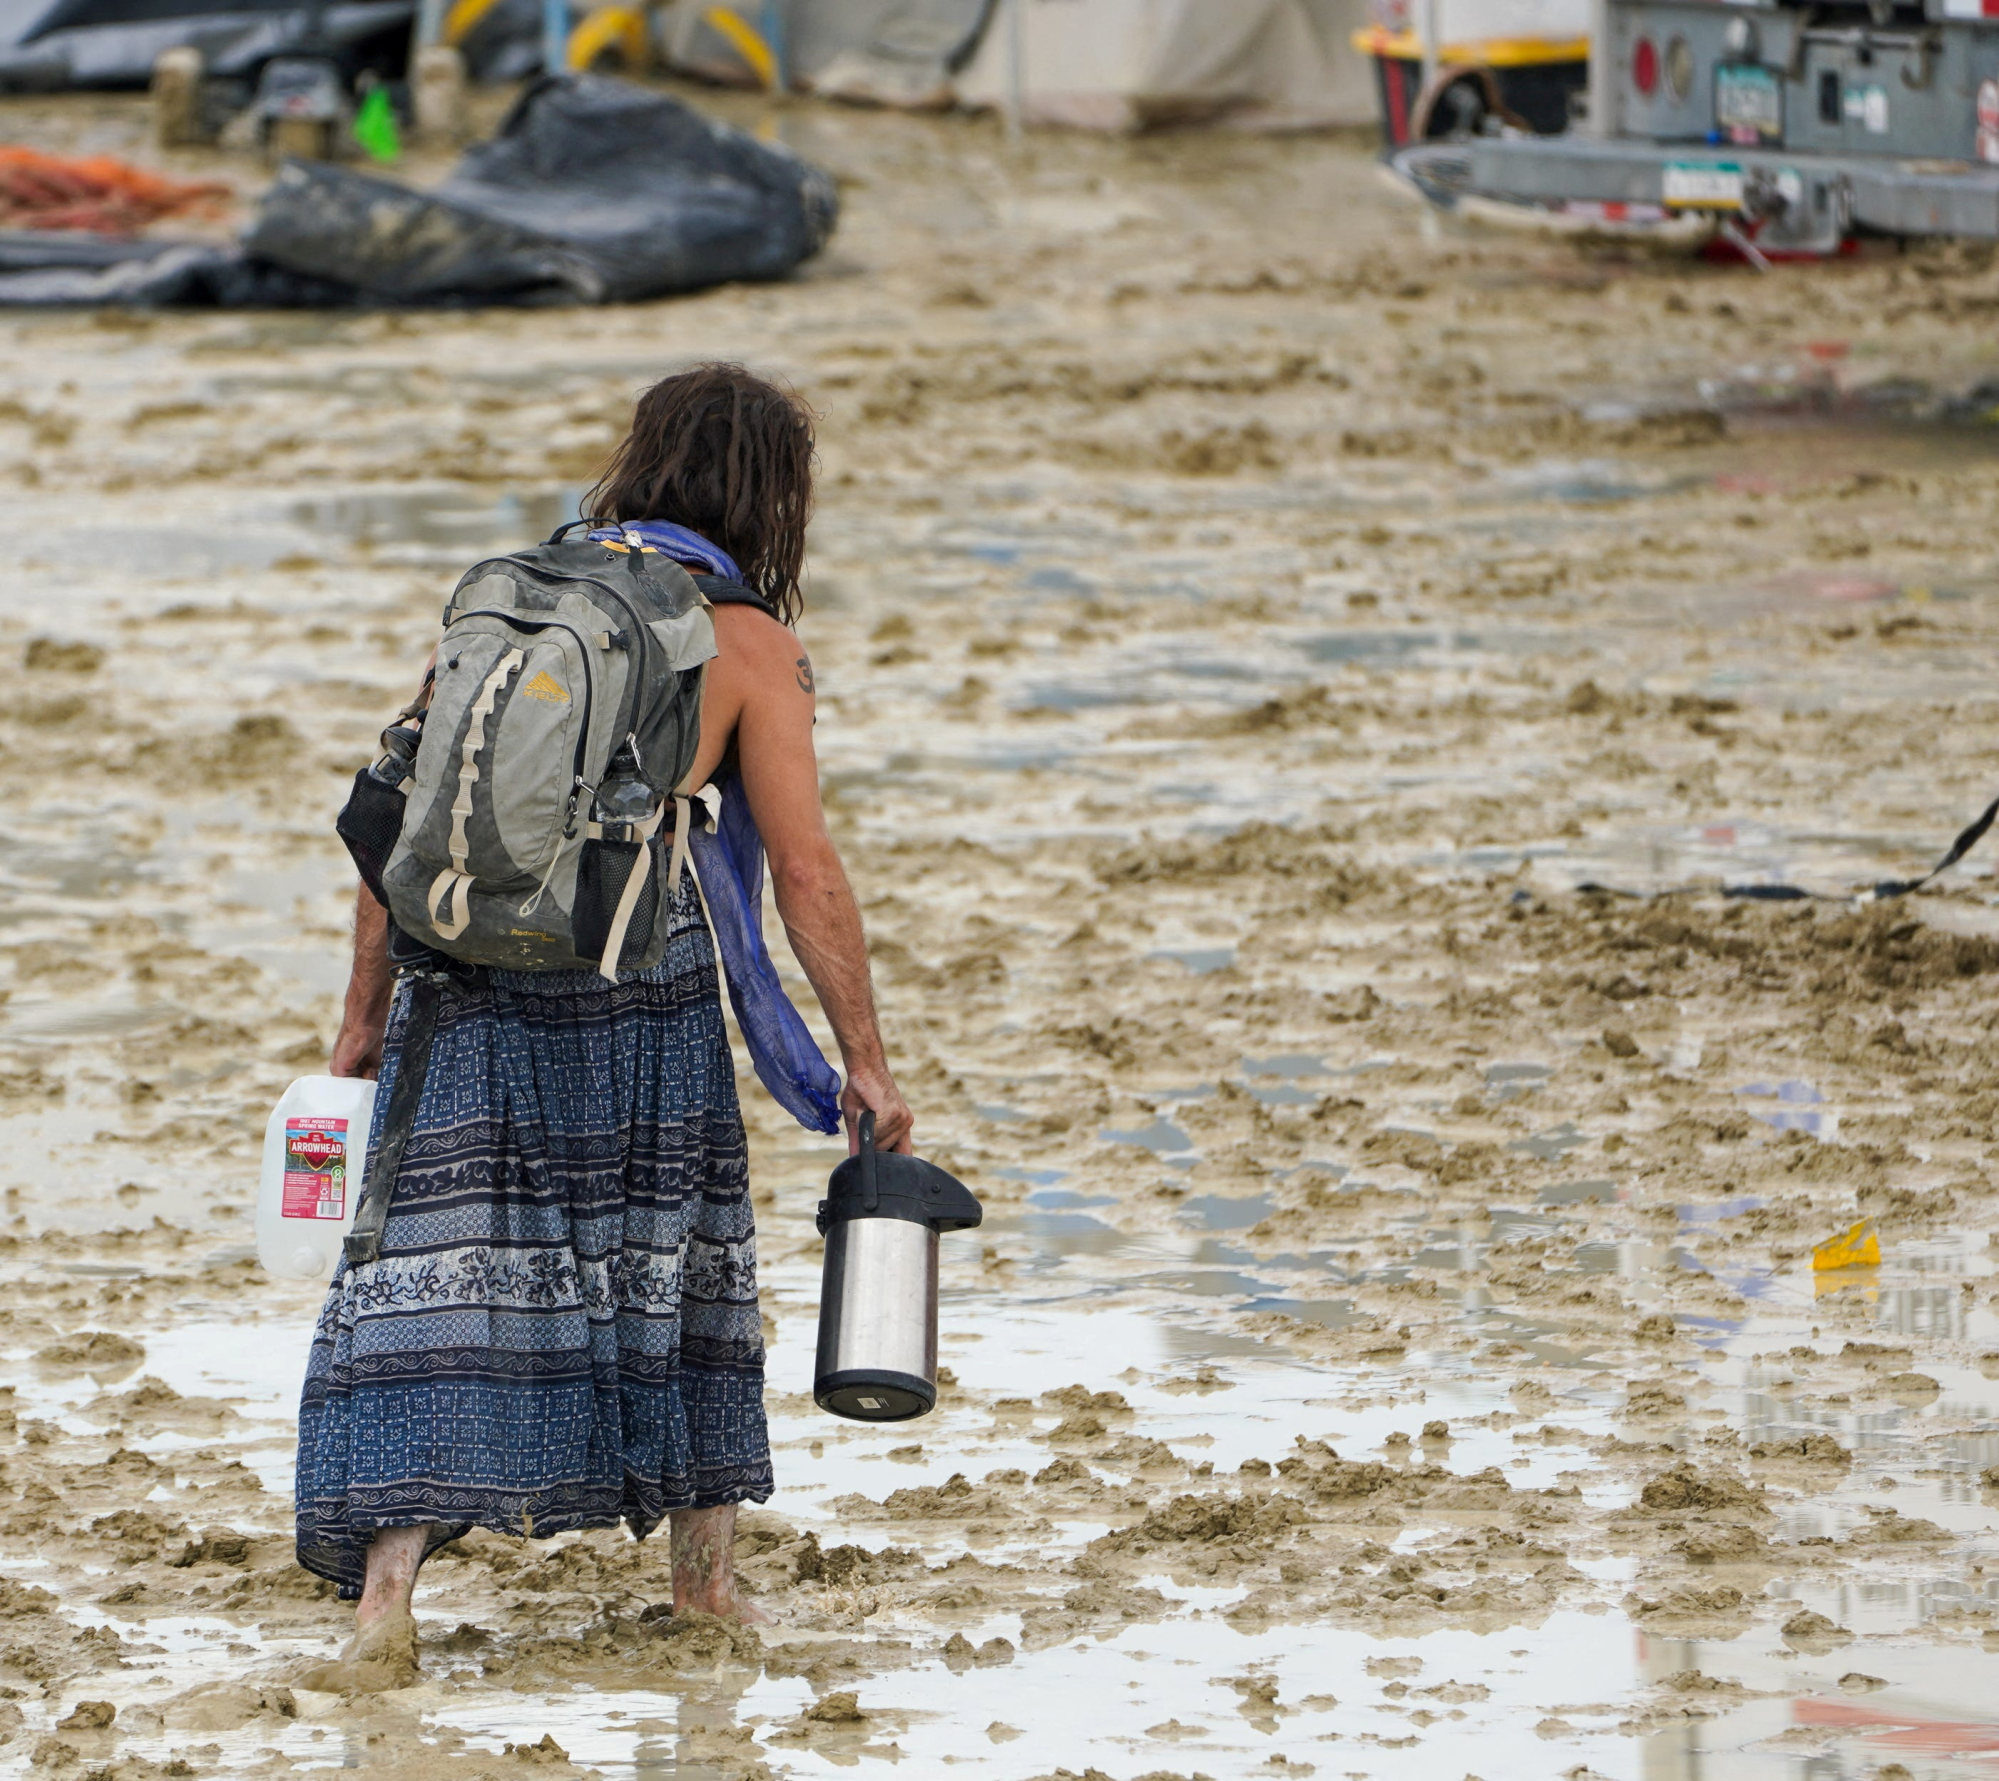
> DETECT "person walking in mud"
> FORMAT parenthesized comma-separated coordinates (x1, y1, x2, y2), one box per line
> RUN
(294, 364, 913, 1690)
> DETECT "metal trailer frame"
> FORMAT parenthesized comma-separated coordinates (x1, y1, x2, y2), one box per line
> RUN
(1397, 0, 1999, 244)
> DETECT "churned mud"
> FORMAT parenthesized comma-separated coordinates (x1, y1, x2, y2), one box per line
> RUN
(2, 75, 1999, 1781)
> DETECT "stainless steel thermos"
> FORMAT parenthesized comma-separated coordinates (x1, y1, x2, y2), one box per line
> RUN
(814, 1112, 983, 1422)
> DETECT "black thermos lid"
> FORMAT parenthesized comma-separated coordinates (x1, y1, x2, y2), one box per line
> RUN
(815, 1111, 984, 1237)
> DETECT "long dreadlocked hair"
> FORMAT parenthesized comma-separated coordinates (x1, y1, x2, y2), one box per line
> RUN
(584, 363, 817, 625)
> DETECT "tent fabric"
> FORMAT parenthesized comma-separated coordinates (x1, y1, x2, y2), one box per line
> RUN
(791, 0, 993, 109)
(953, 0, 1374, 131)
(658, 0, 993, 107)
(661, 0, 1372, 130)
(0, 75, 838, 306)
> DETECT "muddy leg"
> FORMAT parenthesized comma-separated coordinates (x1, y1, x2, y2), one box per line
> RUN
(299, 1525, 427, 1693)
(670, 1505, 771, 1625)
(357, 1523, 426, 1630)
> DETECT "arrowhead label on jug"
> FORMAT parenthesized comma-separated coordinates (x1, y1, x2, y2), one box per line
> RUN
(282, 1117, 349, 1220)
(258, 1077, 376, 1278)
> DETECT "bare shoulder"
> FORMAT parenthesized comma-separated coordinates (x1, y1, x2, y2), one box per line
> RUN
(712, 604, 813, 699)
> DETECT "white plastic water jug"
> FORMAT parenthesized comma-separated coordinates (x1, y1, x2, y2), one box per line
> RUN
(256, 1076, 378, 1279)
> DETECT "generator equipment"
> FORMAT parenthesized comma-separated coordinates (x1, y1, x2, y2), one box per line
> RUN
(1397, 0, 1999, 251)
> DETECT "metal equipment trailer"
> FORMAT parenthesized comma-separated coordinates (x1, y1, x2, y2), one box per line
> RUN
(1396, 0, 1999, 250)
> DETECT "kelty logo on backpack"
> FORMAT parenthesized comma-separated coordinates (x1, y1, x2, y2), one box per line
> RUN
(521, 671, 569, 704)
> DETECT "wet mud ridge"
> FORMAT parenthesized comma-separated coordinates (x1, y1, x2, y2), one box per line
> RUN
(1, 81, 1999, 1781)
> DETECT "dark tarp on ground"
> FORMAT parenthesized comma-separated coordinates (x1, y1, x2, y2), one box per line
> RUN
(246, 74, 839, 302)
(0, 226, 344, 300)
(0, 0, 412, 89)
(0, 75, 840, 305)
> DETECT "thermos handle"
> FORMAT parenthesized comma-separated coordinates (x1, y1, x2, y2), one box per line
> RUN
(858, 1108, 880, 1213)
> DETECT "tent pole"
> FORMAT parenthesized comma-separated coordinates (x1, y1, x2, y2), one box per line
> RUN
(760, 0, 787, 90)
(1003, 0, 1024, 139)
(542, 0, 567, 74)
(1583, 0, 1612, 136)
(1417, 0, 1440, 99)
(415, 0, 446, 49)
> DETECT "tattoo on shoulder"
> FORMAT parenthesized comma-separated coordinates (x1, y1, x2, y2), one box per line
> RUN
(795, 655, 816, 695)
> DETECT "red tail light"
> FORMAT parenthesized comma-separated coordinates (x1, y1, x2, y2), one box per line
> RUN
(1633, 35, 1659, 94)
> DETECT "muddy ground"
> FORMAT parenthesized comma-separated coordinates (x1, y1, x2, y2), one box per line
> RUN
(1, 73, 1998, 1781)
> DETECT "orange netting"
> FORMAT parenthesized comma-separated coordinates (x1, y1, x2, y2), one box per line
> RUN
(0, 147, 232, 234)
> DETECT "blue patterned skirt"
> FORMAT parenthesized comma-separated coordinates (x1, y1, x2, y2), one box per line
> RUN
(294, 877, 773, 1596)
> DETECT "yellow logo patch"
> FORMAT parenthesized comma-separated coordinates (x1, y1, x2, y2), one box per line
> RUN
(520, 670, 569, 704)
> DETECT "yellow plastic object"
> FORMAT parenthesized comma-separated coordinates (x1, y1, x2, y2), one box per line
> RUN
(1350, 24, 1590, 66)
(1812, 1218, 1881, 1272)
(442, 0, 501, 46)
(702, 3, 779, 89)
(567, 4, 645, 70)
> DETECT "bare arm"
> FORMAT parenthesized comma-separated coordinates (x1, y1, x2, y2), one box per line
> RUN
(699, 606, 913, 1154)
(330, 651, 431, 1081)
(331, 886, 393, 1079)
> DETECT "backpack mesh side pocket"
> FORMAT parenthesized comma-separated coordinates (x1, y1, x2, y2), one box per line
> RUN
(336, 767, 406, 907)
(574, 834, 662, 972)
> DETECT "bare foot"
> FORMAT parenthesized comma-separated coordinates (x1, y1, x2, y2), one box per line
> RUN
(299, 1525, 429, 1694)
(669, 1504, 773, 1625)
(685, 1591, 776, 1627)
(297, 1605, 420, 1694)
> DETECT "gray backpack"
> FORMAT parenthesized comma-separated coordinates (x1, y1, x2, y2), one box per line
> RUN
(351, 523, 717, 980)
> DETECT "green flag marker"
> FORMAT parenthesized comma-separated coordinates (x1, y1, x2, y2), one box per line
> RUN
(353, 86, 401, 162)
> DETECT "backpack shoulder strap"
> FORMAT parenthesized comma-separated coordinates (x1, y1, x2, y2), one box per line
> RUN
(693, 573, 780, 621)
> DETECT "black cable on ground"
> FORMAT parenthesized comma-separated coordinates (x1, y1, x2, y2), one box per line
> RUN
(1572, 791, 1999, 906)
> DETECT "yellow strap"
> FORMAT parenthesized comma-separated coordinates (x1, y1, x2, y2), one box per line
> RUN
(443, 0, 502, 46)
(702, 3, 779, 89)
(567, 3, 645, 69)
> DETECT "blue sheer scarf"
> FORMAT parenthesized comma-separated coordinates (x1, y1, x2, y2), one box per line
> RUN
(588, 519, 842, 1134)
(590, 518, 741, 580)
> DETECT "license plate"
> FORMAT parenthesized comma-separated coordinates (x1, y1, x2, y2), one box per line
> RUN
(1662, 160, 1745, 209)
(1715, 62, 1782, 143)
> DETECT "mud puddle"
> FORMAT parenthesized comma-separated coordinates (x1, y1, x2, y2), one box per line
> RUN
(13, 1178, 1993, 1780)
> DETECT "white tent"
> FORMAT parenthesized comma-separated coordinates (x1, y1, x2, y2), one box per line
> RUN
(658, 0, 1376, 129)
(658, 0, 991, 107)
(952, 0, 1374, 132)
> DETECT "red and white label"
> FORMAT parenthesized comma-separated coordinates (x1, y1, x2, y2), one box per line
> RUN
(1979, 80, 1999, 161)
(282, 1116, 348, 1220)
